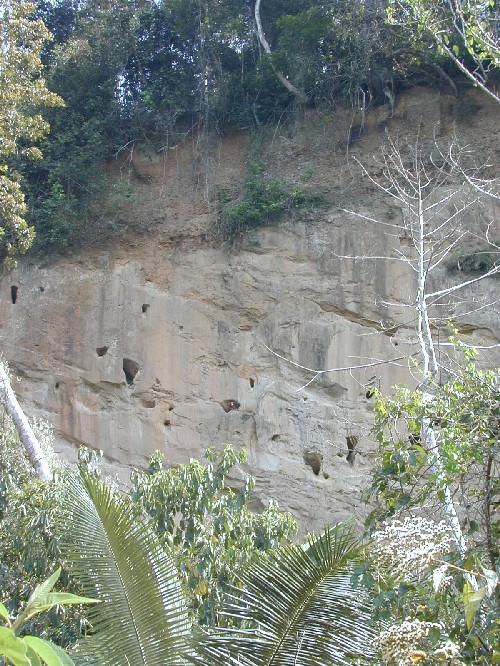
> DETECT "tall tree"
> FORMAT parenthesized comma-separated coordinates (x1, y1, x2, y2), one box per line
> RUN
(0, 0, 62, 267)
(388, 0, 500, 103)
(130, 445, 297, 626)
(348, 137, 499, 554)
(253, 0, 307, 102)
(269, 135, 499, 556)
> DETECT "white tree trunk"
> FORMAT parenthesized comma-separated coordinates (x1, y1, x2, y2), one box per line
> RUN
(254, 0, 307, 103)
(0, 361, 51, 480)
(415, 191, 467, 556)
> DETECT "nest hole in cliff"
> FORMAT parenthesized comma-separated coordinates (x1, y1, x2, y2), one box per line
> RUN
(163, 419, 171, 427)
(123, 358, 139, 386)
(220, 399, 240, 412)
(249, 378, 255, 388)
(303, 449, 323, 476)
(96, 346, 109, 357)
(11, 286, 18, 304)
(142, 304, 150, 314)
(346, 435, 359, 466)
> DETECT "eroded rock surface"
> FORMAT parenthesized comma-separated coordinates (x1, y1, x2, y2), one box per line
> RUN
(1, 88, 499, 532)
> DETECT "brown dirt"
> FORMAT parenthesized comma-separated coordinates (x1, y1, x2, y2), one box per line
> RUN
(97, 86, 499, 258)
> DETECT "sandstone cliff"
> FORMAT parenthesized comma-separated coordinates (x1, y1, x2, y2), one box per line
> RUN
(1, 88, 499, 532)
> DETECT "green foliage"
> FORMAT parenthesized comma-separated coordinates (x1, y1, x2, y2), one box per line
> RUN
(59, 469, 191, 666)
(445, 244, 500, 276)
(22, 0, 144, 255)
(196, 522, 378, 666)
(367, 357, 500, 534)
(0, 0, 63, 267)
(216, 161, 310, 240)
(0, 415, 88, 648)
(30, 182, 82, 252)
(0, 413, 378, 663)
(388, 0, 500, 101)
(363, 356, 500, 663)
(358, 517, 500, 664)
(14, 0, 462, 255)
(0, 625, 74, 666)
(51, 467, 376, 666)
(273, 2, 365, 104)
(130, 444, 297, 625)
(0, 567, 98, 666)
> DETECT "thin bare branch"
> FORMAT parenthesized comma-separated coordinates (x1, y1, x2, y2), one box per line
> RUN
(263, 345, 409, 391)
(426, 265, 500, 301)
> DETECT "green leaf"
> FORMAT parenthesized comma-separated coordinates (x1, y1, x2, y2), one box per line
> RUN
(0, 626, 31, 666)
(25, 647, 42, 666)
(0, 602, 10, 625)
(25, 568, 62, 613)
(23, 637, 75, 666)
(463, 584, 486, 630)
(24, 593, 100, 620)
(196, 522, 377, 665)
(20, 568, 99, 626)
(59, 471, 191, 665)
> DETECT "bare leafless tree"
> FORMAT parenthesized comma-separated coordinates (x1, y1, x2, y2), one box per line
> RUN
(350, 135, 498, 553)
(269, 134, 499, 555)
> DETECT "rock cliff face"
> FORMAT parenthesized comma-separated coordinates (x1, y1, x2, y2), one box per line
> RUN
(1, 88, 499, 532)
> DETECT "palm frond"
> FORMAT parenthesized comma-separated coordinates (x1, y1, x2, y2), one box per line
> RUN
(195, 522, 377, 666)
(60, 471, 190, 665)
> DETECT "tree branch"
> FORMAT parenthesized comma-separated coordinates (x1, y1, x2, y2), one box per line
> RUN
(263, 345, 409, 391)
(254, 0, 307, 103)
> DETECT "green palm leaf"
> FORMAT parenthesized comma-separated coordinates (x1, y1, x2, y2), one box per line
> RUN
(60, 471, 190, 665)
(195, 522, 377, 666)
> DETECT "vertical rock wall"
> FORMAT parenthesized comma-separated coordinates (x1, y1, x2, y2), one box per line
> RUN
(1, 88, 499, 532)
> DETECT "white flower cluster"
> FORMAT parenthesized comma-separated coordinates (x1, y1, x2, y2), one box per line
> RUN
(371, 517, 453, 581)
(433, 639, 465, 665)
(376, 618, 440, 666)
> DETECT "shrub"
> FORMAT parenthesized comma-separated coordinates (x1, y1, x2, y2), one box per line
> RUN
(445, 245, 500, 276)
(216, 162, 310, 240)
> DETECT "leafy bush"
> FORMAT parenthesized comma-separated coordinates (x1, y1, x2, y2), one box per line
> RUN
(130, 444, 297, 625)
(360, 355, 500, 664)
(445, 245, 500, 277)
(0, 414, 88, 647)
(216, 162, 310, 240)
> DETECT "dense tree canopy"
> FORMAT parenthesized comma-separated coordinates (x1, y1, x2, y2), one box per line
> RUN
(0, 0, 62, 266)
(389, 0, 500, 102)
(21, 0, 495, 255)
